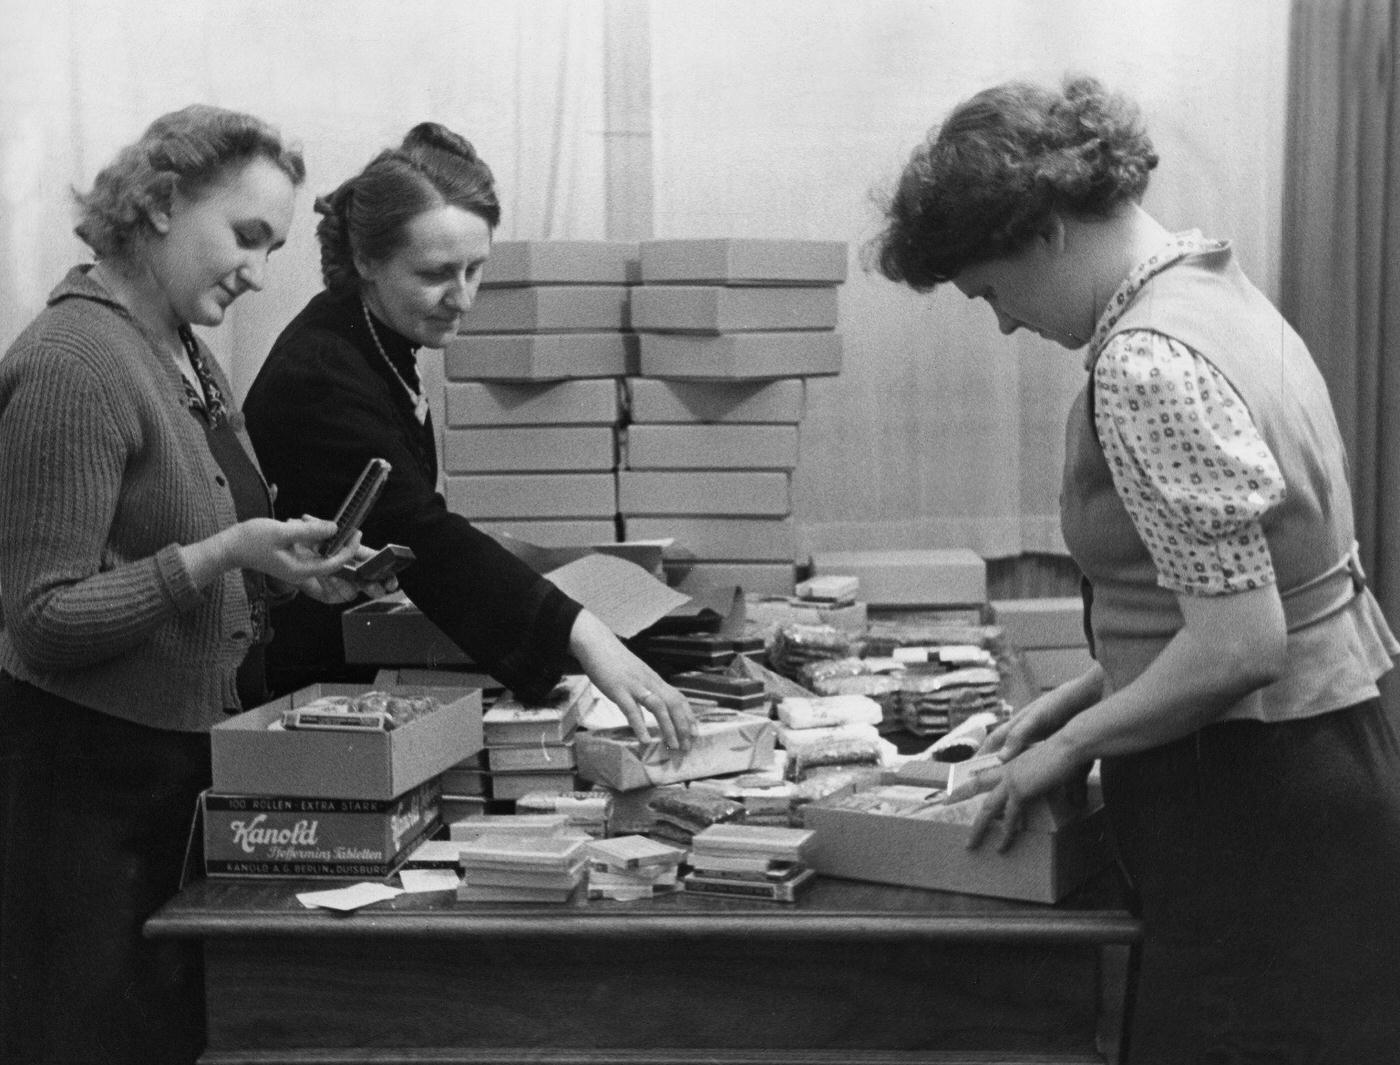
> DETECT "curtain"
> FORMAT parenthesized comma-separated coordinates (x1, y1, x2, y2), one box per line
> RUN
(0, 0, 1290, 561)
(1279, 0, 1400, 700)
(648, 0, 1290, 561)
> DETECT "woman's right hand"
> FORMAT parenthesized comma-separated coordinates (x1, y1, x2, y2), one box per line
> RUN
(181, 516, 353, 590)
(979, 662, 1106, 762)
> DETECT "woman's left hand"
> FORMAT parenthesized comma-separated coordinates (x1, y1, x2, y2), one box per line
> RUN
(967, 733, 1083, 853)
(277, 532, 400, 605)
(569, 610, 695, 752)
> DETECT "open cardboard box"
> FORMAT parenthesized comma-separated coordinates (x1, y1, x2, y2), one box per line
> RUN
(802, 781, 1111, 903)
(211, 683, 482, 801)
(575, 708, 776, 791)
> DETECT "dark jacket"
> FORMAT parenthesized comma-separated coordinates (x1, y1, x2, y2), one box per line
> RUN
(244, 289, 580, 701)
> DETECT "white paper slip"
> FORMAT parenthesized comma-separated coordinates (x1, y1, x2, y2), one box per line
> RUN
(296, 882, 404, 912)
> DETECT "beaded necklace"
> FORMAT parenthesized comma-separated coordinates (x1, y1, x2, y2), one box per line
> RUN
(361, 299, 429, 424)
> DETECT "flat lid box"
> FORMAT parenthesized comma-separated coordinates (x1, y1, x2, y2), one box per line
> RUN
(211, 683, 484, 801)
(443, 333, 640, 382)
(481, 241, 641, 287)
(639, 238, 848, 286)
(575, 710, 777, 791)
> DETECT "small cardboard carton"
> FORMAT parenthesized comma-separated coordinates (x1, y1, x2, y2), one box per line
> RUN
(638, 331, 842, 379)
(625, 377, 807, 425)
(443, 332, 639, 382)
(575, 709, 777, 791)
(481, 240, 640, 287)
(625, 424, 800, 471)
(202, 777, 440, 879)
(211, 684, 483, 801)
(630, 286, 839, 334)
(638, 238, 847, 286)
(802, 782, 1111, 903)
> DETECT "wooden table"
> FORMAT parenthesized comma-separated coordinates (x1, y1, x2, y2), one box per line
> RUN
(147, 870, 1140, 1065)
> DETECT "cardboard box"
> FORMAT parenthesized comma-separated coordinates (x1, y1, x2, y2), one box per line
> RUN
(639, 331, 842, 379)
(630, 286, 839, 334)
(343, 600, 474, 666)
(639, 238, 848, 286)
(444, 380, 621, 428)
(625, 424, 799, 471)
(809, 549, 987, 608)
(211, 684, 484, 801)
(444, 333, 640, 381)
(201, 778, 440, 878)
(618, 470, 791, 517)
(460, 285, 629, 333)
(990, 597, 1088, 650)
(803, 784, 1111, 903)
(624, 516, 796, 562)
(444, 472, 617, 519)
(482, 241, 640, 287)
(575, 710, 777, 791)
(444, 426, 616, 473)
(626, 378, 806, 424)
(665, 560, 796, 597)
(372, 667, 502, 694)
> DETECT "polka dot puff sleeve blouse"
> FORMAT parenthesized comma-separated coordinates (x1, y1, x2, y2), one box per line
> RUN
(1092, 331, 1284, 596)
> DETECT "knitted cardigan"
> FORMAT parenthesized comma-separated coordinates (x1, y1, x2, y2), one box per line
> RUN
(0, 266, 261, 731)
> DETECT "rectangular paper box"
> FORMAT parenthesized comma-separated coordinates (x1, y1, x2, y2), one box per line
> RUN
(618, 470, 790, 517)
(460, 285, 629, 333)
(575, 711, 777, 791)
(639, 238, 847, 286)
(444, 380, 621, 427)
(802, 787, 1111, 903)
(475, 519, 619, 547)
(665, 560, 796, 598)
(624, 516, 796, 562)
(990, 597, 1089, 650)
(444, 426, 616, 474)
(630, 286, 838, 334)
(626, 378, 806, 424)
(444, 472, 617, 520)
(482, 241, 640, 287)
(202, 778, 440, 878)
(444, 333, 639, 381)
(639, 332, 842, 379)
(211, 684, 483, 800)
(625, 424, 799, 471)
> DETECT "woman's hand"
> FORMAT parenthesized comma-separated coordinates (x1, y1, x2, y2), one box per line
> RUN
(569, 610, 695, 752)
(297, 538, 401, 604)
(967, 732, 1083, 853)
(980, 663, 1105, 761)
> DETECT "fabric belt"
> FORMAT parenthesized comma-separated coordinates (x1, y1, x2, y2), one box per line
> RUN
(1280, 542, 1366, 633)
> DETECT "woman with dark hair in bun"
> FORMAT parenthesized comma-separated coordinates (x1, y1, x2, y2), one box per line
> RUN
(875, 77, 1400, 1061)
(245, 124, 693, 749)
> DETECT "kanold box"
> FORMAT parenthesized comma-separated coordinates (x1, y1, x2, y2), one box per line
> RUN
(201, 778, 440, 879)
(638, 238, 847, 286)
(630, 286, 839, 334)
(626, 377, 806, 424)
(444, 333, 640, 381)
(802, 784, 1111, 904)
(481, 241, 640, 287)
(990, 597, 1089, 650)
(444, 380, 621, 427)
(575, 709, 777, 791)
(625, 425, 799, 471)
(211, 683, 483, 800)
(639, 332, 842, 379)
(460, 285, 630, 333)
(445, 426, 616, 473)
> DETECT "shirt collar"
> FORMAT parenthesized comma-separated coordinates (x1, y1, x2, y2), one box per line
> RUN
(1083, 230, 1227, 369)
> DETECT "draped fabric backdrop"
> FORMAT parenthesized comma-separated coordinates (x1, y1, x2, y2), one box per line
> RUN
(0, 0, 1288, 566)
(1280, 0, 1400, 707)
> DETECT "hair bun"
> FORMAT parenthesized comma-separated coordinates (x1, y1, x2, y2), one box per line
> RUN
(401, 122, 479, 163)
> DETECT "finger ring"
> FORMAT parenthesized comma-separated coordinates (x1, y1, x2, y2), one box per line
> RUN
(637, 689, 654, 703)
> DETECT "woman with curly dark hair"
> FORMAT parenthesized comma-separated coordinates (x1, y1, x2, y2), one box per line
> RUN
(0, 105, 384, 1065)
(875, 76, 1400, 1062)
(244, 123, 693, 750)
